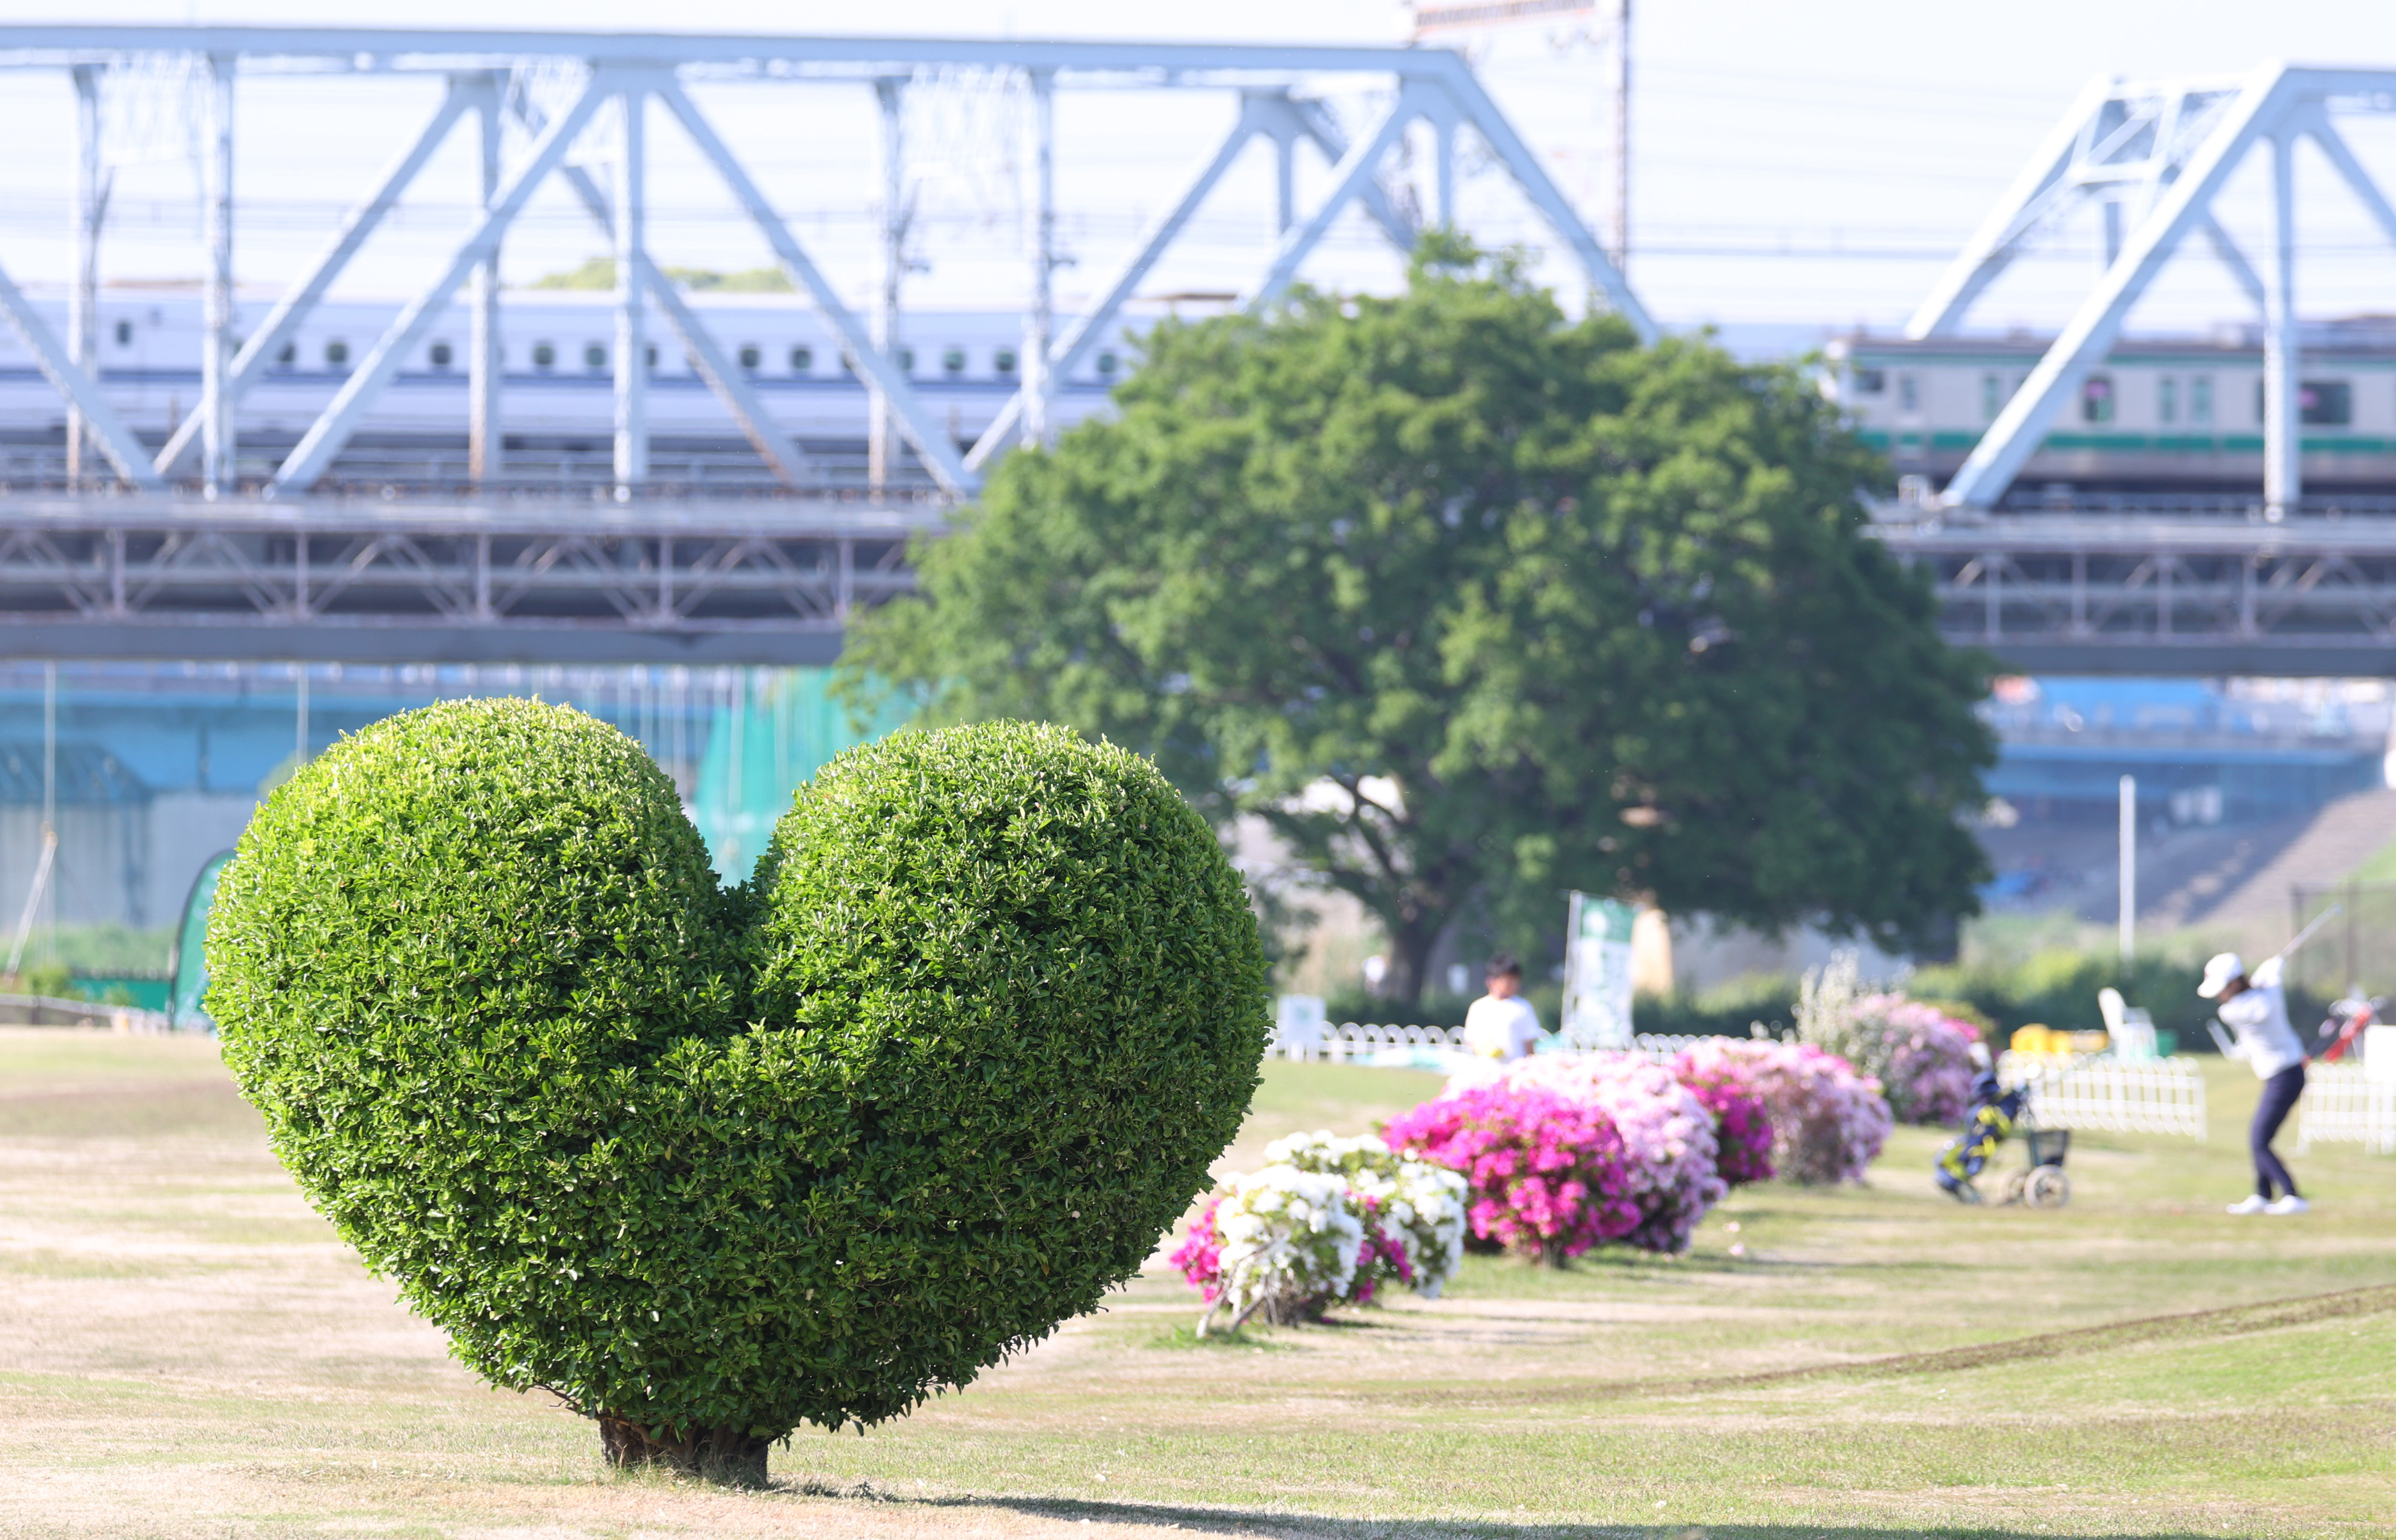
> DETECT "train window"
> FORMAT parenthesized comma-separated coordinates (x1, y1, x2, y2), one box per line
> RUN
(1981, 374, 2002, 420)
(325, 340, 350, 368)
(113, 319, 132, 347)
(2191, 376, 2213, 424)
(789, 346, 812, 373)
(532, 343, 556, 370)
(276, 342, 297, 368)
(583, 343, 607, 370)
(1853, 368, 1886, 394)
(1897, 374, 1919, 412)
(2158, 376, 2177, 423)
(942, 347, 966, 374)
(428, 341, 453, 370)
(898, 347, 915, 373)
(994, 347, 1018, 375)
(1097, 350, 1118, 377)
(2080, 374, 2115, 423)
(645, 344, 658, 370)
(737, 344, 761, 371)
(2300, 380, 2353, 426)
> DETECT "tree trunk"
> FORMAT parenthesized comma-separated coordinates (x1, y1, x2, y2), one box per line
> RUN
(1384, 913, 1447, 1014)
(598, 1414, 771, 1486)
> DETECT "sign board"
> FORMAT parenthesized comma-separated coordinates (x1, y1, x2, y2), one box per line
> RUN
(2366, 1022, 2396, 1086)
(1560, 890, 1636, 1049)
(1275, 993, 1328, 1050)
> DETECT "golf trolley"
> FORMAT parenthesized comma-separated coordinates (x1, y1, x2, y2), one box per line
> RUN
(1995, 1126, 2072, 1209)
(1935, 1069, 2073, 1209)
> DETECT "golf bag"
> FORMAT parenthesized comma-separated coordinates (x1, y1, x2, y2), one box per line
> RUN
(1935, 1070, 2030, 1202)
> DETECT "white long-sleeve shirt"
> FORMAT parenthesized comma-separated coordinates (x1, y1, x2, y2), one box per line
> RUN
(2216, 955, 2307, 1080)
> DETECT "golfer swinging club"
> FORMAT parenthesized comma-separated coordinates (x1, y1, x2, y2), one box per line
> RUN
(2199, 949, 2309, 1216)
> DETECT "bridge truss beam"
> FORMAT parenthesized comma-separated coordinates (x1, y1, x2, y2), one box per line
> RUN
(1875, 515, 2396, 676)
(1911, 65, 2396, 515)
(0, 495, 939, 665)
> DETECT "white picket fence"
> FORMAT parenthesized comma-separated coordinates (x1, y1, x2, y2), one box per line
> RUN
(1271, 1025, 1713, 1066)
(2297, 1063, 2396, 1155)
(1268, 1022, 1469, 1063)
(1996, 1052, 2209, 1139)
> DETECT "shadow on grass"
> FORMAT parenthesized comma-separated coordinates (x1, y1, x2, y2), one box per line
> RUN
(793, 1484, 2231, 1539)
(1143, 1323, 1301, 1351)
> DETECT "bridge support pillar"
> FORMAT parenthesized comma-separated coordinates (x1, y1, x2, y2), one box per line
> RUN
(201, 54, 235, 499)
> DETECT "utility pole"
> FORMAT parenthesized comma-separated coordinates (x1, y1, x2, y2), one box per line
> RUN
(68, 65, 105, 488)
(200, 54, 236, 499)
(1023, 69, 1058, 450)
(870, 77, 905, 494)
(1614, 0, 1631, 273)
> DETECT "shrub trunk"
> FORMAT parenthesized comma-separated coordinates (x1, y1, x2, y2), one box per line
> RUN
(598, 1414, 771, 1485)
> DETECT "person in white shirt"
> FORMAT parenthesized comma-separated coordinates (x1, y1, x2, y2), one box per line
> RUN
(2199, 951, 2309, 1215)
(1462, 955, 1546, 1061)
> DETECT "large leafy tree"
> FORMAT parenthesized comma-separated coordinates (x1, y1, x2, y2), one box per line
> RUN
(843, 240, 1995, 1008)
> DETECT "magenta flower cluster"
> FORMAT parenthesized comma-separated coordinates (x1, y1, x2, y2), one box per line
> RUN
(1480, 1054, 1730, 1254)
(1382, 1084, 1641, 1264)
(1669, 1058, 1778, 1185)
(1170, 1196, 1226, 1303)
(1675, 1037, 1892, 1186)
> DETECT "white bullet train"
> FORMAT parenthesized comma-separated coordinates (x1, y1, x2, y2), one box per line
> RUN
(0, 288, 1164, 487)
(1826, 317, 2396, 504)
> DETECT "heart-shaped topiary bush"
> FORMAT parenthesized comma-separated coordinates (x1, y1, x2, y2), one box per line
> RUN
(208, 700, 1267, 1482)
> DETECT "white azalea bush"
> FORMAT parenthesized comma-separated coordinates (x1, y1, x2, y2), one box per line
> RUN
(1173, 1131, 1468, 1332)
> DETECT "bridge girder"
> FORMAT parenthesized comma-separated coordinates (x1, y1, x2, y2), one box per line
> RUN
(0, 494, 934, 665)
(1876, 515, 2396, 676)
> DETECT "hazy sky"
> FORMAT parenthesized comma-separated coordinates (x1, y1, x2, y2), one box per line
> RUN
(8, 1, 2396, 334)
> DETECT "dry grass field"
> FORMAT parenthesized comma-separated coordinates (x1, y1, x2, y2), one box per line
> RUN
(2, 1028, 2393, 1539)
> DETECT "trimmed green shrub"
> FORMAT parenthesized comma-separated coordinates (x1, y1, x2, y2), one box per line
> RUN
(209, 701, 1267, 1481)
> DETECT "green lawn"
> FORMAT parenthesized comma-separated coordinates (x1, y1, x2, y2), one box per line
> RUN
(2, 1029, 2391, 1538)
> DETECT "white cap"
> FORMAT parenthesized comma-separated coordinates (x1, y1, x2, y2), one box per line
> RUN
(2197, 952, 2245, 999)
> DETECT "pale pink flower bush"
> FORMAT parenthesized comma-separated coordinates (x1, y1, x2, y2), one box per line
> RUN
(1851, 996, 1981, 1125)
(1675, 1037, 1892, 1185)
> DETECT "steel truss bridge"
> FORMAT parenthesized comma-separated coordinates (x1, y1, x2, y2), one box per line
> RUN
(0, 24, 1644, 504)
(1914, 63, 2396, 514)
(1876, 514, 2396, 675)
(0, 24, 1651, 664)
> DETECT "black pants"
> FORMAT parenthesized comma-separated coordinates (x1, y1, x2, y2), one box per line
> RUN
(2252, 1063, 2306, 1200)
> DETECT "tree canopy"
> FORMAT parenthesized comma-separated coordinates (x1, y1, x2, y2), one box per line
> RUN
(843, 240, 1995, 1007)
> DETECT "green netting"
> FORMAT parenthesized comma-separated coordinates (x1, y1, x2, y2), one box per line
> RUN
(688, 668, 912, 881)
(170, 850, 234, 1030)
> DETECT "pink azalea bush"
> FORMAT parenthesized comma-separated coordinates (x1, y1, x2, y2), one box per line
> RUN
(1169, 1197, 1226, 1302)
(1382, 1084, 1641, 1264)
(1470, 1053, 1728, 1252)
(1857, 996, 1981, 1125)
(1796, 955, 1980, 1127)
(1665, 1051, 1777, 1185)
(1674, 1037, 1892, 1185)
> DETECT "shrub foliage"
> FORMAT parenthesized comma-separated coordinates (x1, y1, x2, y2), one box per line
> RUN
(209, 701, 1267, 1460)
